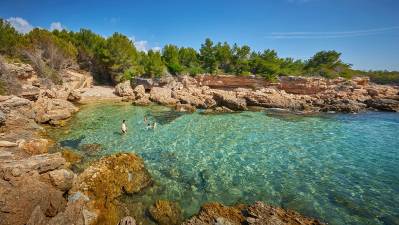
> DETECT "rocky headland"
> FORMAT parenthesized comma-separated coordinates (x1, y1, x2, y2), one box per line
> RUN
(1, 61, 398, 225)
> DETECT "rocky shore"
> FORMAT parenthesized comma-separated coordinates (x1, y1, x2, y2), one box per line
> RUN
(1, 61, 398, 225)
(114, 75, 399, 113)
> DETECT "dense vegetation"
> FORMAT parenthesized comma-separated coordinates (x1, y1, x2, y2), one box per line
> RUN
(1, 18, 398, 86)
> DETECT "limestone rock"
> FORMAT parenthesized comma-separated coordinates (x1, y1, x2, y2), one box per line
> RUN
(150, 87, 178, 105)
(48, 169, 76, 192)
(365, 98, 399, 112)
(68, 89, 82, 102)
(279, 76, 328, 95)
(133, 94, 151, 106)
(0, 153, 66, 179)
(133, 85, 146, 99)
(149, 200, 182, 225)
(245, 201, 324, 225)
(0, 140, 18, 147)
(32, 97, 78, 125)
(18, 138, 51, 155)
(115, 81, 134, 97)
(182, 202, 245, 225)
(212, 90, 247, 111)
(27, 206, 48, 225)
(183, 202, 324, 225)
(0, 172, 67, 225)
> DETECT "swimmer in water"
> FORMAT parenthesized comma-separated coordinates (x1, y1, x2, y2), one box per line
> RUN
(152, 122, 157, 129)
(121, 120, 127, 134)
(144, 116, 147, 123)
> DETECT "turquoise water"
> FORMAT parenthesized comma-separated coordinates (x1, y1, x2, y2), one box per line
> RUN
(49, 102, 399, 225)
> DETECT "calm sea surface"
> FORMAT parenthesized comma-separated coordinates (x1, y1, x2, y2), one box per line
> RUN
(48, 102, 399, 225)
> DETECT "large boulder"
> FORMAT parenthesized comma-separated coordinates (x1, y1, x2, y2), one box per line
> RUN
(0, 153, 68, 225)
(0, 153, 66, 179)
(150, 87, 179, 105)
(18, 138, 52, 155)
(0, 173, 67, 225)
(69, 153, 152, 225)
(115, 81, 134, 97)
(47, 168, 76, 192)
(244, 88, 307, 110)
(212, 90, 247, 111)
(67, 89, 82, 102)
(133, 85, 146, 99)
(32, 97, 79, 125)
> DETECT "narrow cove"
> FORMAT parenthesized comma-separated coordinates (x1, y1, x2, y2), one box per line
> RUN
(45, 102, 399, 225)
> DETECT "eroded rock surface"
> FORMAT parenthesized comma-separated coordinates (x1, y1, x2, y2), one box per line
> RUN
(183, 201, 324, 225)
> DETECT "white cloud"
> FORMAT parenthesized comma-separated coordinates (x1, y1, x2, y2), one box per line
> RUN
(267, 26, 399, 39)
(50, 22, 65, 31)
(6, 17, 34, 34)
(134, 40, 149, 52)
(152, 47, 161, 52)
(129, 36, 150, 52)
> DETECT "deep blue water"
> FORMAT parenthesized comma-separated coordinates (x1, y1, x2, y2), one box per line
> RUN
(49, 102, 399, 225)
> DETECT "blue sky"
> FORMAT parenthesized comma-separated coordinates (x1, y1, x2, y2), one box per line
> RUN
(1, 0, 398, 70)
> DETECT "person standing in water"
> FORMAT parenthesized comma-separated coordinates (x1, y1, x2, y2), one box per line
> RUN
(121, 120, 127, 134)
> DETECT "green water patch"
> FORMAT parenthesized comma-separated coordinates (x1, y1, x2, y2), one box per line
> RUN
(47, 102, 399, 225)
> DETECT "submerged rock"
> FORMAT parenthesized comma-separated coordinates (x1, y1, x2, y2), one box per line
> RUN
(245, 201, 324, 225)
(183, 202, 245, 225)
(183, 201, 324, 225)
(175, 103, 196, 113)
(149, 200, 182, 225)
(117, 216, 136, 225)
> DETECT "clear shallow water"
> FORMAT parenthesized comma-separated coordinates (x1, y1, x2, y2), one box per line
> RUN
(48, 102, 399, 225)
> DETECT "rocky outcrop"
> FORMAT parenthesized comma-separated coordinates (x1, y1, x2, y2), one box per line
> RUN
(149, 200, 182, 225)
(245, 201, 324, 225)
(32, 97, 79, 125)
(115, 81, 135, 97)
(18, 138, 52, 155)
(183, 201, 324, 225)
(365, 98, 399, 112)
(128, 75, 398, 113)
(69, 153, 152, 225)
(213, 90, 247, 111)
(0, 153, 69, 225)
(183, 202, 246, 225)
(150, 87, 179, 105)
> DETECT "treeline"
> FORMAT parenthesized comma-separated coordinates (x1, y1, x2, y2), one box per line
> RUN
(1, 18, 398, 85)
